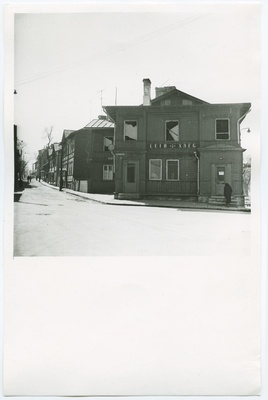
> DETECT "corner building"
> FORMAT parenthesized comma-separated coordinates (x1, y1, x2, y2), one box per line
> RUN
(104, 79, 250, 206)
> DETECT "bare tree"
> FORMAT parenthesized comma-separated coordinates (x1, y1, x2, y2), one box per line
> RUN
(42, 126, 54, 147)
(243, 155, 251, 198)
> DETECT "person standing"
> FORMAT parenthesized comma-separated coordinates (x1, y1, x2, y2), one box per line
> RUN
(224, 183, 232, 206)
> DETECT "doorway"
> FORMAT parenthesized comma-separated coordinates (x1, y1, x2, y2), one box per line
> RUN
(123, 160, 139, 193)
(211, 164, 231, 195)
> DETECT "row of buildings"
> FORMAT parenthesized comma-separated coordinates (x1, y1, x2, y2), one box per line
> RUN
(34, 78, 251, 206)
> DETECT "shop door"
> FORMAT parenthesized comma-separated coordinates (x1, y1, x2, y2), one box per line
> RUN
(211, 164, 231, 195)
(123, 161, 139, 193)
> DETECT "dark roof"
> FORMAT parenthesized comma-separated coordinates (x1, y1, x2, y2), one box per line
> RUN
(151, 87, 209, 105)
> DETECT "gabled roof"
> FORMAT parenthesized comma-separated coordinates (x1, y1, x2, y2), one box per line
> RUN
(151, 87, 209, 105)
(84, 118, 114, 129)
(61, 129, 75, 142)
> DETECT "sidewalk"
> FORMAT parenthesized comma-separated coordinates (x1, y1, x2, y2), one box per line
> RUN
(39, 180, 250, 212)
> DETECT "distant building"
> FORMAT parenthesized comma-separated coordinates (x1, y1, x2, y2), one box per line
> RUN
(104, 79, 251, 205)
(60, 116, 114, 193)
(37, 148, 49, 181)
(47, 143, 62, 186)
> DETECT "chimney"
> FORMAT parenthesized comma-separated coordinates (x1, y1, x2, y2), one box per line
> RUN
(143, 78, 151, 106)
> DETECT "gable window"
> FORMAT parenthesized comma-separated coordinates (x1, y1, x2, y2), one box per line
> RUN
(103, 136, 114, 151)
(124, 121, 137, 141)
(103, 165, 113, 180)
(161, 100, 171, 106)
(216, 119, 230, 140)
(149, 159, 162, 180)
(166, 160, 179, 180)
(165, 121, 179, 141)
(182, 99, 192, 106)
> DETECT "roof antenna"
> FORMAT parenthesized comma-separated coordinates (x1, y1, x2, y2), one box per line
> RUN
(161, 79, 169, 86)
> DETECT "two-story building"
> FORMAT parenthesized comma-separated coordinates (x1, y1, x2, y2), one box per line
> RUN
(47, 143, 62, 186)
(104, 79, 251, 205)
(60, 116, 114, 193)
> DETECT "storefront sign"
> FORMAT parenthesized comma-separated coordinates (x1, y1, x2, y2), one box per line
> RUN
(148, 142, 197, 149)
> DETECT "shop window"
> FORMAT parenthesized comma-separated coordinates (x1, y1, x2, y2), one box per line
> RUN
(166, 160, 179, 180)
(103, 136, 114, 151)
(149, 159, 162, 180)
(216, 119, 230, 140)
(166, 121, 179, 141)
(124, 121, 137, 141)
(103, 165, 113, 180)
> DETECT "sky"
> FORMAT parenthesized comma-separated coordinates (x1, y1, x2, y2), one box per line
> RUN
(12, 2, 261, 165)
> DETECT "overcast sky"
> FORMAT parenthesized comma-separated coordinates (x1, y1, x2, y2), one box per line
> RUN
(12, 3, 261, 165)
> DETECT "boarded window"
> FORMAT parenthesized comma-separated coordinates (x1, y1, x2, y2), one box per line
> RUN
(149, 159, 162, 180)
(124, 121, 137, 141)
(103, 165, 113, 180)
(166, 121, 179, 141)
(216, 119, 230, 140)
(166, 160, 179, 180)
(103, 136, 114, 151)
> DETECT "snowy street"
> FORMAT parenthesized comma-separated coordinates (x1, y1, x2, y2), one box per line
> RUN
(14, 181, 251, 257)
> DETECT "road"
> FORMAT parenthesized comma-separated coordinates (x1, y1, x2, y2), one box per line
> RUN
(14, 181, 251, 256)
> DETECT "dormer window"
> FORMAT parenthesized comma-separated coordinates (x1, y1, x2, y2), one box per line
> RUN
(124, 121, 137, 141)
(216, 119, 230, 140)
(165, 121, 179, 141)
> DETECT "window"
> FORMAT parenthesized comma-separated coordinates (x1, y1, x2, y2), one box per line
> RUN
(217, 167, 225, 183)
(182, 99, 192, 106)
(166, 160, 179, 180)
(166, 121, 179, 141)
(68, 141, 75, 154)
(149, 159, 162, 180)
(216, 119, 230, 140)
(103, 165, 113, 180)
(103, 136, 114, 151)
(68, 161, 73, 175)
(161, 100, 171, 106)
(124, 121, 137, 141)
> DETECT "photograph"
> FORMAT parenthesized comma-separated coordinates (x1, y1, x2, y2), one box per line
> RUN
(3, 1, 265, 397)
(12, 4, 258, 257)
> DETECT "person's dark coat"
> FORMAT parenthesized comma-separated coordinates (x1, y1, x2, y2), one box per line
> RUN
(224, 183, 232, 205)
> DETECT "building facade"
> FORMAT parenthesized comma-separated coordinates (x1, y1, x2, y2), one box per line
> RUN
(61, 117, 114, 193)
(104, 79, 251, 205)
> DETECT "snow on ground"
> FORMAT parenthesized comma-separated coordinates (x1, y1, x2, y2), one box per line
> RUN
(14, 181, 251, 257)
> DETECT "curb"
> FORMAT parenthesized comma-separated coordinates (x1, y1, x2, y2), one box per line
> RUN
(39, 181, 251, 213)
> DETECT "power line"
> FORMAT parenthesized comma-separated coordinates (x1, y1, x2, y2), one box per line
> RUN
(15, 14, 207, 87)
